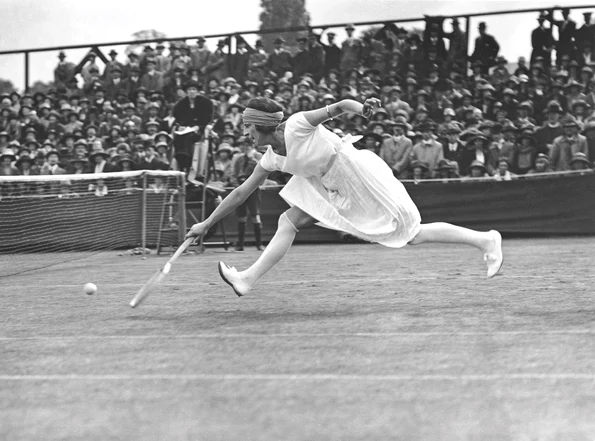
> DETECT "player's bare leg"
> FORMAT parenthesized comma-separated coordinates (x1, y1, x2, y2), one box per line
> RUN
(408, 222, 503, 278)
(219, 207, 316, 296)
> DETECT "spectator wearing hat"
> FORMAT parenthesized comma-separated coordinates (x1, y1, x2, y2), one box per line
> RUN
(308, 32, 326, 82)
(103, 49, 124, 81)
(190, 38, 211, 79)
(105, 66, 127, 101)
(248, 40, 269, 84)
(230, 38, 251, 85)
(379, 118, 412, 179)
(487, 123, 516, 170)
(492, 157, 517, 181)
(442, 123, 464, 164)
(531, 12, 555, 66)
(207, 39, 229, 81)
(470, 22, 500, 74)
(68, 154, 89, 178)
(230, 136, 264, 251)
(550, 117, 589, 170)
(569, 151, 594, 171)
(491, 56, 511, 87)
(164, 66, 187, 103)
(213, 142, 233, 185)
(321, 31, 341, 75)
(535, 101, 564, 155)
(152, 44, 171, 74)
(549, 8, 577, 63)
(54, 51, 76, 89)
(340, 24, 362, 74)
(140, 58, 164, 92)
(576, 12, 595, 56)
(459, 132, 490, 176)
(565, 79, 587, 108)
(122, 66, 142, 99)
(171, 80, 214, 173)
(510, 128, 538, 174)
(293, 37, 310, 79)
(384, 86, 412, 120)
(436, 159, 460, 179)
(444, 18, 467, 74)
(583, 118, 595, 161)
(465, 160, 490, 179)
(409, 159, 430, 181)
(401, 34, 424, 77)
(0, 149, 19, 176)
(267, 37, 293, 80)
(579, 42, 595, 69)
(39, 149, 66, 175)
(409, 121, 444, 177)
(81, 52, 101, 86)
(515, 101, 537, 127)
(526, 153, 553, 174)
(571, 99, 592, 126)
(88, 147, 115, 173)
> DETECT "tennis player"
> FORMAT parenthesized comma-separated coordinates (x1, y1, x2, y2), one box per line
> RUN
(186, 97, 503, 296)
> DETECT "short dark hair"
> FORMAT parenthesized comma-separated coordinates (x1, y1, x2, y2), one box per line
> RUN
(246, 97, 284, 134)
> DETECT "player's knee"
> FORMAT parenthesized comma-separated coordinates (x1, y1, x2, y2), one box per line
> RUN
(252, 215, 261, 224)
(279, 212, 299, 233)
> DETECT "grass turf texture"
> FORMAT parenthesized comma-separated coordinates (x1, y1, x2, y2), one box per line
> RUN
(1, 238, 594, 440)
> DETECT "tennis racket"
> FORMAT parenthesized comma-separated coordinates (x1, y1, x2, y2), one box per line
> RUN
(129, 237, 194, 308)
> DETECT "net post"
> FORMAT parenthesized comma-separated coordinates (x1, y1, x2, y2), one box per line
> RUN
(179, 173, 187, 246)
(141, 171, 147, 254)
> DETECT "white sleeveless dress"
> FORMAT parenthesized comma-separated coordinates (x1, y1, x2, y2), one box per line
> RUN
(259, 112, 421, 248)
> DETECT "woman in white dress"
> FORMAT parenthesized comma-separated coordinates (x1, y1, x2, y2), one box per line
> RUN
(186, 97, 503, 296)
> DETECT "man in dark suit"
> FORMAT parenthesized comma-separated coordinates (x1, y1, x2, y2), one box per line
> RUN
(442, 124, 464, 163)
(293, 37, 310, 79)
(104, 66, 127, 101)
(470, 22, 500, 74)
(54, 52, 76, 89)
(140, 58, 164, 92)
(266, 37, 293, 79)
(122, 66, 141, 100)
(321, 31, 341, 75)
(550, 8, 577, 63)
(576, 12, 595, 58)
(307, 32, 326, 82)
(531, 13, 555, 66)
(171, 80, 214, 174)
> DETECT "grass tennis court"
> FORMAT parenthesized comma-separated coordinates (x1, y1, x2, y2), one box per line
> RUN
(1, 238, 595, 440)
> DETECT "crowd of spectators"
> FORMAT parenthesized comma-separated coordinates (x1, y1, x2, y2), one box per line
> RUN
(1, 7, 595, 196)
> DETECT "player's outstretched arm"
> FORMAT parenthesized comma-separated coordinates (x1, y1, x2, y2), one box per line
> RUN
(303, 98, 381, 127)
(185, 164, 270, 238)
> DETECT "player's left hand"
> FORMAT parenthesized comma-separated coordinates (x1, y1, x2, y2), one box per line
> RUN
(362, 98, 381, 118)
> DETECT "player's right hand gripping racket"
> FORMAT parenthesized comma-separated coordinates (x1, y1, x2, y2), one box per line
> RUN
(129, 238, 194, 308)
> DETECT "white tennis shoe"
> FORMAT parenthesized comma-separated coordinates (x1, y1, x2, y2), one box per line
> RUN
(484, 230, 503, 279)
(218, 262, 252, 297)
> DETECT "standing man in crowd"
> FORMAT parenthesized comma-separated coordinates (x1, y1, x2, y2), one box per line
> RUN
(470, 22, 500, 74)
(322, 31, 341, 75)
(54, 52, 76, 89)
(576, 12, 595, 58)
(531, 12, 555, 67)
(230, 136, 264, 251)
(308, 32, 326, 83)
(550, 8, 577, 63)
(267, 37, 293, 79)
(340, 24, 362, 75)
(171, 80, 214, 174)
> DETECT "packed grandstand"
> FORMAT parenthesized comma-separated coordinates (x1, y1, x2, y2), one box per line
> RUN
(1, 7, 595, 195)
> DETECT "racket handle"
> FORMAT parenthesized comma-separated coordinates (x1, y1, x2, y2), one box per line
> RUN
(167, 238, 194, 265)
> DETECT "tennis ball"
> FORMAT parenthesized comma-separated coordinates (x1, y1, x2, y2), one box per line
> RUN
(84, 283, 97, 295)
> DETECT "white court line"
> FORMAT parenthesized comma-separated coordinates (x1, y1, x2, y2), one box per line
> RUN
(1, 373, 595, 381)
(1, 330, 594, 340)
(0, 274, 576, 289)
